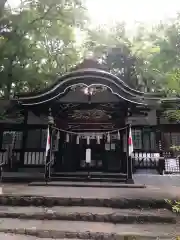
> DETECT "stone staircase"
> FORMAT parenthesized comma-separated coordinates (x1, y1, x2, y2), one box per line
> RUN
(0, 194, 178, 239)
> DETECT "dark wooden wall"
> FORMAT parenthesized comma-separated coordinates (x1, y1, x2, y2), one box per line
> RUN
(0, 124, 172, 152)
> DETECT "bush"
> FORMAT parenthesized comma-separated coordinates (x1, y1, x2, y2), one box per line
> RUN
(166, 199, 180, 213)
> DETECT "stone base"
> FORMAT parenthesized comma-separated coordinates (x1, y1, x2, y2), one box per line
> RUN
(126, 178, 134, 184)
(29, 181, 144, 188)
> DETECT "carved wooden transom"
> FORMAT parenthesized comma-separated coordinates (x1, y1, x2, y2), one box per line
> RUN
(69, 109, 112, 120)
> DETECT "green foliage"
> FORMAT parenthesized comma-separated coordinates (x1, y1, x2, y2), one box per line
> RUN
(1, 0, 180, 124)
(164, 110, 180, 122)
(84, 23, 142, 89)
(0, 0, 88, 98)
(166, 199, 180, 213)
(85, 16, 180, 121)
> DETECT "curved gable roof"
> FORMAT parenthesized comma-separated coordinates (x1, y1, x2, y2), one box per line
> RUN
(15, 59, 179, 107)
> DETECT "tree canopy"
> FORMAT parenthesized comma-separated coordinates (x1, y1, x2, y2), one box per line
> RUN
(1, 0, 180, 111)
(0, 0, 88, 98)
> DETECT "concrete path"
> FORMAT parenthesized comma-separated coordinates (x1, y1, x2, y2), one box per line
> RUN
(1, 183, 180, 200)
(0, 173, 179, 200)
(134, 174, 180, 187)
(0, 218, 178, 238)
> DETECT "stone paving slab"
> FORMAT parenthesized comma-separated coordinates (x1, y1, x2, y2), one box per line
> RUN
(1, 184, 180, 200)
(134, 174, 180, 187)
(1, 174, 180, 200)
(30, 174, 180, 188)
(0, 218, 178, 238)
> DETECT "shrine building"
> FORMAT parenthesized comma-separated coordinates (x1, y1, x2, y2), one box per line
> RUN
(0, 59, 180, 183)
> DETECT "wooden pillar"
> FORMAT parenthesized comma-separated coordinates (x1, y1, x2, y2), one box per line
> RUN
(49, 123, 53, 168)
(0, 124, 3, 149)
(119, 111, 126, 174)
(54, 131, 65, 172)
(156, 110, 164, 174)
(20, 109, 28, 167)
(120, 129, 125, 173)
(126, 124, 134, 184)
(156, 110, 162, 153)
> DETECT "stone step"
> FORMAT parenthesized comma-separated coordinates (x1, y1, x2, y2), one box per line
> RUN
(50, 176, 127, 183)
(0, 233, 84, 240)
(1, 174, 127, 183)
(0, 195, 169, 209)
(29, 181, 145, 188)
(52, 172, 127, 178)
(0, 233, 176, 240)
(1, 172, 44, 183)
(0, 218, 178, 239)
(0, 206, 176, 224)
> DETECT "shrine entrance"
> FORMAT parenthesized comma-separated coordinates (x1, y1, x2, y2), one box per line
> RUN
(51, 98, 129, 174)
(53, 125, 127, 174)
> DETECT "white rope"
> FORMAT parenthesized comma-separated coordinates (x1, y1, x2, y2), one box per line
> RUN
(51, 125, 128, 136)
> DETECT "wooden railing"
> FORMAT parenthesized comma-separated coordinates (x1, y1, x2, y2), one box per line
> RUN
(0, 149, 168, 174)
(0, 149, 161, 168)
(0, 149, 47, 166)
(132, 151, 163, 174)
(132, 152, 160, 169)
(0, 150, 8, 164)
(24, 151, 45, 165)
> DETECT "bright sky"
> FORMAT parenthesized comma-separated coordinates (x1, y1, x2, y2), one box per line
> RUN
(7, 0, 180, 28)
(87, 0, 180, 27)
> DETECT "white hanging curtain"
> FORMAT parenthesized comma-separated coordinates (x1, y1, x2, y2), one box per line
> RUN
(57, 130, 60, 140)
(66, 133, 70, 142)
(107, 133, 111, 143)
(87, 136, 90, 145)
(85, 148, 91, 163)
(117, 131, 120, 140)
(96, 135, 100, 144)
(54, 130, 60, 151)
(76, 135, 80, 144)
